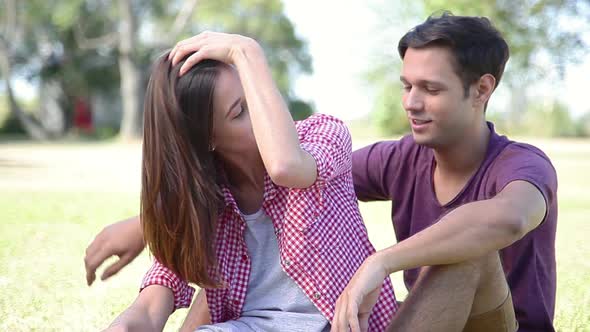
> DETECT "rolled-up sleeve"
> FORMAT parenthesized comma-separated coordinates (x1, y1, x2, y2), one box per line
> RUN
(297, 114, 352, 184)
(140, 259, 195, 310)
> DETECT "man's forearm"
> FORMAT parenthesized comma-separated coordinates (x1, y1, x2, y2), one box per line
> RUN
(379, 198, 523, 274)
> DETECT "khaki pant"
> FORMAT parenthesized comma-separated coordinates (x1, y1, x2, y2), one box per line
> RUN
(463, 291, 518, 332)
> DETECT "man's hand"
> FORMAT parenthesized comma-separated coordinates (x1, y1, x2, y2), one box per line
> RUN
(84, 216, 145, 285)
(331, 254, 388, 332)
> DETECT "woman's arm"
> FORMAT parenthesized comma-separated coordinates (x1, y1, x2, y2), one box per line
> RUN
(85, 215, 144, 285)
(104, 285, 174, 332)
(179, 289, 211, 332)
(229, 39, 317, 188)
(170, 32, 318, 188)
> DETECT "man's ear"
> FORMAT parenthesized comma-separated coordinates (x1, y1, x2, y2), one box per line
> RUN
(473, 74, 496, 107)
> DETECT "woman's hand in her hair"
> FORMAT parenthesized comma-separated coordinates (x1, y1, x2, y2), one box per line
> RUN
(168, 31, 261, 75)
(84, 216, 145, 285)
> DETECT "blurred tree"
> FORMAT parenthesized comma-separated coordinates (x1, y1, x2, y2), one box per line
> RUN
(0, 0, 122, 138)
(67, 0, 200, 139)
(1, 0, 313, 139)
(288, 99, 314, 120)
(367, 0, 590, 136)
(0, 0, 50, 139)
(521, 100, 578, 137)
(422, 0, 589, 80)
(366, 61, 409, 135)
(185, 0, 314, 120)
(578, 111, 590, 136)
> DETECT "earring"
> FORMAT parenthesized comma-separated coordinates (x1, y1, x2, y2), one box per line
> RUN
(209, 144, 215, 152)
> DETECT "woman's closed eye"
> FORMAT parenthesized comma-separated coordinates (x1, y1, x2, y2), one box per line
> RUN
(234, 106, 243, 118)
(235, 102, 248, 118)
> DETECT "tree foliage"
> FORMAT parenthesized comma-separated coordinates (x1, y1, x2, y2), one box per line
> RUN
(0, 0, 314, 138)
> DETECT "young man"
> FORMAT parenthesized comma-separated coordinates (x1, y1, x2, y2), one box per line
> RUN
(85, 13, 557, 332)
(332, 13, 557, 332)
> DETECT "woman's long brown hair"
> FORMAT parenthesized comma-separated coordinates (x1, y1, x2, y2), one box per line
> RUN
(141, 54, 223, 287)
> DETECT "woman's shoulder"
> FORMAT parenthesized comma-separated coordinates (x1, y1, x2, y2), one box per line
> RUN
(295, 113, 349, 139)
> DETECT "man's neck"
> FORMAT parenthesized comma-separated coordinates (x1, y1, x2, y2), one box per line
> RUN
(434, 121, 491, 178)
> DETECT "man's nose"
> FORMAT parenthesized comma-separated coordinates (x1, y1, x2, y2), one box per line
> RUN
(403, 88, 424, 112)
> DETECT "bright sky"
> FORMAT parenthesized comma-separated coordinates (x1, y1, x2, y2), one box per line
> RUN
(282, 0, 383, 120)
(282, 0, 590, 120)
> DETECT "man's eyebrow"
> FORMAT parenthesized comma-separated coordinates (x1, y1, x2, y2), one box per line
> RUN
(400, 76, 445, 86)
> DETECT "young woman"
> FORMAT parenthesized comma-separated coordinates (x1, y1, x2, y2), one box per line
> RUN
(99, 32, 397, 331)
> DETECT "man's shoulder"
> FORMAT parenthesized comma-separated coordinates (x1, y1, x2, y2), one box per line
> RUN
(485, 139, 558, 192)
(496, 140, 554, 167)
(354, 133, 426, 157)
(351, 134, 432, 181)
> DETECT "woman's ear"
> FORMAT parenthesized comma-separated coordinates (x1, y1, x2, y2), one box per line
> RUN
(209, 136, 216, 152)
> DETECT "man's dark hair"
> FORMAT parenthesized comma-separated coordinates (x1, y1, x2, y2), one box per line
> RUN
(398, 12, 510, 97)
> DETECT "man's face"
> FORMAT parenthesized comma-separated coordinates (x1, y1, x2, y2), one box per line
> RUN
(400, 46, 478, 149)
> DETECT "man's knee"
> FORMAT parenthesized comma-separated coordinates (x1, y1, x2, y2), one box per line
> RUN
(461, 252, 510, 316)
(414, 252, 506, 299)
(418, 253, 489, 282)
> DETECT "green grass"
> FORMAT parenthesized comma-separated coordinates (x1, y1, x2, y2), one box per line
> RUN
(0, 137, 588, 331)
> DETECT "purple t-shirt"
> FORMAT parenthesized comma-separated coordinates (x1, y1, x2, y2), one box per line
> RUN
(352, 122, 558, 332)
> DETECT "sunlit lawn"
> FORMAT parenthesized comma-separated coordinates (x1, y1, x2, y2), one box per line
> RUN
(0, 135, 588, 331)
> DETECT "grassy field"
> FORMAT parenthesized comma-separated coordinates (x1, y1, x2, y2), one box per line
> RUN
(0, 136, 589, 331)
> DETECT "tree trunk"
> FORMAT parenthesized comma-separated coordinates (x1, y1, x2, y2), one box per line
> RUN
(38, 78, 67, 137)
(117, 0, 141, 140)
(0, 38, 48, 140)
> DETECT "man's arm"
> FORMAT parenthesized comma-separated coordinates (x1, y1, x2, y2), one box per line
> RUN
(331, 180, 547, 331)
(378, 180, 546, 273)
(352, 141, 401, 202)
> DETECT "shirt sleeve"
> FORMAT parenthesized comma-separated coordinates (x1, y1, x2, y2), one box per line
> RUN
(297, 114, 353, 184)
(140, 259, 196, 310)
(490, 144, 558, 224)
(352, 140, 401, 202)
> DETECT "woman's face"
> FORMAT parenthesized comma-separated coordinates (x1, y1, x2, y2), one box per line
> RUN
(209, 66, 256, 155)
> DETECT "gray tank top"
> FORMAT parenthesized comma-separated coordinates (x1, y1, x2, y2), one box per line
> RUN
(197, 209, 330, 332)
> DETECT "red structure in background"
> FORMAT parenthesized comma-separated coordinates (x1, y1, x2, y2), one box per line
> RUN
(73, 97, 93, 133)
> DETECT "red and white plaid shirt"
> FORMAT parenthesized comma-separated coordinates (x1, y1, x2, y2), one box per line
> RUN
(141, 114, 398, 330)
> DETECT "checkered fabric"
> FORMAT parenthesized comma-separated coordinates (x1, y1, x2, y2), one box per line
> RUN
(141, 114, 398, 330)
